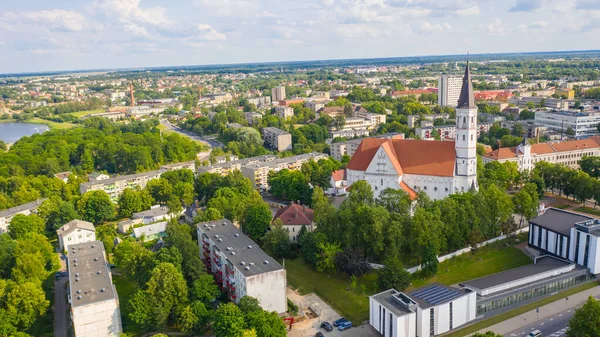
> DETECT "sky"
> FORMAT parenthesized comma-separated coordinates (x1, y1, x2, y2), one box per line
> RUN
(1, 0, 600, 74)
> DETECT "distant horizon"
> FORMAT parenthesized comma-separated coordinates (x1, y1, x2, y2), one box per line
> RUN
(2, 48, 600, 78)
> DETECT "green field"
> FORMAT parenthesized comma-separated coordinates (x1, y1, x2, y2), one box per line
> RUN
(68, 109, 105, 118)
(286, 235, 532, 326)
(29, 118, 76, 130)
(113, 274, 142, 335)
(575, 206, 600, 217)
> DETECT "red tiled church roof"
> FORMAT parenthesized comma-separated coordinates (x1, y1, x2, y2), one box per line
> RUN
(346, 138, 457, 177)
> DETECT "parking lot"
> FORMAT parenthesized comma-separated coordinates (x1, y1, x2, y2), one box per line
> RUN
(287, 289, 380, 337)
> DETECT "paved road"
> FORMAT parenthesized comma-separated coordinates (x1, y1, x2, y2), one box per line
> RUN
(503, 306, 574, 337)
(54, 255, 68, 337)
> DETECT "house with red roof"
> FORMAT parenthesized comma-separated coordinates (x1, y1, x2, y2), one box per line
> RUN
(327, 169, 348, 196)
(346, 63, 479, 200)
(272, 203, 314, 242)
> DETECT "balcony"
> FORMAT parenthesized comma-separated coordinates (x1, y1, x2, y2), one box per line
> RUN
(226, 265, 234, 275)
(213, 257, 222, 267)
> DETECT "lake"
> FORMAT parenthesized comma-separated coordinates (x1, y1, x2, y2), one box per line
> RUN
(0, 122, 50, 143)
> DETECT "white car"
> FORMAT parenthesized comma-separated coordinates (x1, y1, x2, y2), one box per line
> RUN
(527, 329, 542, 337)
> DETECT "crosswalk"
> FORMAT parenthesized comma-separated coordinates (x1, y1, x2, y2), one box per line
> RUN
(548, 327, 568, 337)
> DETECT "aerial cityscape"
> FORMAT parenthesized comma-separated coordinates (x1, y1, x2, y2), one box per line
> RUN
(2, 1, 600, 337)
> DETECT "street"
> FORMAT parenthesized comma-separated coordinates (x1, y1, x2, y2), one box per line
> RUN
(54, 254, 68, 337)
(503, 306, 574, 337)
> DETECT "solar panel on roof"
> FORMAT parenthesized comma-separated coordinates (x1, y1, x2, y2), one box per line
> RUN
(411, 285, 462, 305)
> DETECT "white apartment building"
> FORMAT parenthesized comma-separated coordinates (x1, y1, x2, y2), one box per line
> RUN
(330, 129, 370, 139)
(263, 127, 292, 152)
(197, 155, 277, 176)
(344, 117, 371, 129)
(272, 86, 286, 102)
(415, 122, 493, 140)
(407, 114, 451, 128)
(276, 106, 294, 119)
(0, 198, 47, 234)
(509, 97, 570, 110)
(68, 241, 122, 337)
(438, 75, 462, 107)
(483, 136, 600, 171)
(245, 111, 263, 125)
(57, 220, 96, 252)
(370, 284, 476, 337)
(330, 133, 404, 161)
(132, 205, 177, 224)
(306, 101, 326, 112)
(356, 111, 387, 129)
(529, 208, 600, 274)
(247, 96, 271, 106)
(197, 219, 287, 313)
(79, 161, 196, 202)
(535, 110, 600, 138)
(241, 152, 328, 190)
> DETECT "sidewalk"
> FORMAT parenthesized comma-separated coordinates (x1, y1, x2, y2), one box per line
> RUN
(474, 285, 600, 335)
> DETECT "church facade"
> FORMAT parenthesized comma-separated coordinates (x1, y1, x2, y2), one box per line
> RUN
(346, 63, 479, 200)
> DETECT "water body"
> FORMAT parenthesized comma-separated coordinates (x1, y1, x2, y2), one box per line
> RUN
(0, 122, 50, 143)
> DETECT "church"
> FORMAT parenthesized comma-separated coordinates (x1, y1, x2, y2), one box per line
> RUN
(346, 63, 479, 200)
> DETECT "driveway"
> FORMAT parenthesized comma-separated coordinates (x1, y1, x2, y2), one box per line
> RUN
(54, 254, 68, 337)
(287, 289, 380, 337)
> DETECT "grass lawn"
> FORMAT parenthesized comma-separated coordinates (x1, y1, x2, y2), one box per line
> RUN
(28, 118, 76, 130)
(113, 274, 143, 336)
(286, 235, 532, 326)
(68, 109, 105, 118)
(574, 206, 600, 217)
(444, 281, 600, 337)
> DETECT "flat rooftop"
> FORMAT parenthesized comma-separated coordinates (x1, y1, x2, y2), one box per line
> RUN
(263, 127, 290, 135)
(133, 206, 169, 218)
(407, 283, 468, 309)
(68, 241, 117, 308)
(197, 219, 283, 278)
(0, 198, 47, 218)
(371, 289, 413, 316)
(460, 257, 571, 291)
(530, 208, 594, 236)
(242, 152, 327, 169)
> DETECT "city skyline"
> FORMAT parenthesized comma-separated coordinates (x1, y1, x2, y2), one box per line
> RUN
(1, 0, 600, 74)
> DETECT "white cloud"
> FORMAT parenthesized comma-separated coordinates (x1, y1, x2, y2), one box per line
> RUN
(336, 24, 380, 40)
(518, 20, 548, 31)
(194, 0, 259, 16)
(416, 21, 451, 34)
(455, 6, 480, 16)
(197, 24, 227, 41)
(0, 9, 87, 32)
(487, 18, 506, 33)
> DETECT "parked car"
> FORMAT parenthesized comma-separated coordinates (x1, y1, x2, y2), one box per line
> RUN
(333, 318, 347, 327)
(54, 272, 61, 281)
(60, 254, 66, 260)
(320, 322, 333, 332)
(315, 332, 324, 337)
(61, 271, 68, 277)
(338, 321, 353, 331)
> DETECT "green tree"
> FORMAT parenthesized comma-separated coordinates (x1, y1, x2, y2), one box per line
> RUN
(316, 242, 341, 274)
(37, 197, 79, 232)
(377, 257, 411, 291)
(0, 234, 17, 278)
(472, 332, 504, 337)
(190, 274, 220, 305)
(4, 281, 49, 330)
(262, 222, 294, 259)
(7, 214, 45, 240)
(77, 190, 115, 224)
(144, 262, 188, 329)
(580, 156, 600, 179)
(113, 241, 156, 286)
(421, 242, 439, 277)
(299, 231, 327, 267)
(213, 303, 246, 337)
(241, 202, 272, 242)
(118, 188, 154, 218)
(567, 296, 600, 337)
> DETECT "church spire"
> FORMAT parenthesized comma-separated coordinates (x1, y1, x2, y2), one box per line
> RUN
(456, 61, 476, 109)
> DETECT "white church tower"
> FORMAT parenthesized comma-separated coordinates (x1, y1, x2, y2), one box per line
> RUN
(454, 62, 478, 192)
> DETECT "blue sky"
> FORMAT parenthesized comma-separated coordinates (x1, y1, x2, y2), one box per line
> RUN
(1, 0, 599, 73)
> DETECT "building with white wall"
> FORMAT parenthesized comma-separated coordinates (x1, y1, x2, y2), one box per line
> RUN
(0, 198, 46, 234)
(132, 206, 178, 224)
(263, 127, 292, 152)
(356, 111, 387, 129)
(535, 110, 600, 139)
(346, 64, 478, 200)
(272, 203, 314, 242)
(197, 219, 287, 313)
(276, 106, 294, 120)
(241, 152, 328, 190)
(272, 86, 286, 102)
(80, 161, 196, 202)
(370, 284, 476, 337)
(528, 208, 600, 274)
(57, 220, 96, 252)
(483, 136, 600, 171)
(438, 75, 462, 107)
(330, 133, 404, 161)
(68, 241, 122, 337)
(407, 114, 451, 128)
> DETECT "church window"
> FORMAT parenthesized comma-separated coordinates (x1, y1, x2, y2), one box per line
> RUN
(445, 188, 449, 192)
(414, 186, 417, 189)
(424, 186, 427, 190)
(463, 117, 466, 124)
(434, 187, 438, 191)
(471, 135, 473, 141)
(471, 116, 474, 123)
(381, 179, 384, 186)
(462, 135, 465, 141)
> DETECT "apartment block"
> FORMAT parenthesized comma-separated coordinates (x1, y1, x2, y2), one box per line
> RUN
(241, 152, 328, 190)
(271, 86, 286, 102)
(438, 75, 463, 107)
(263, 127, 292, 152)
(407, 114, 451, 128)
(68, 241, 122, 337)
(356, 111, 386, 129)
(197, 219, 287, 313)
(535, 110, 600, 138)
(276, 106, 294, 120)
(0, 198, 47, 234)
(79, 161, 196, 202)
(197, 155, 277, 176)
(330, 133, 404, 161)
